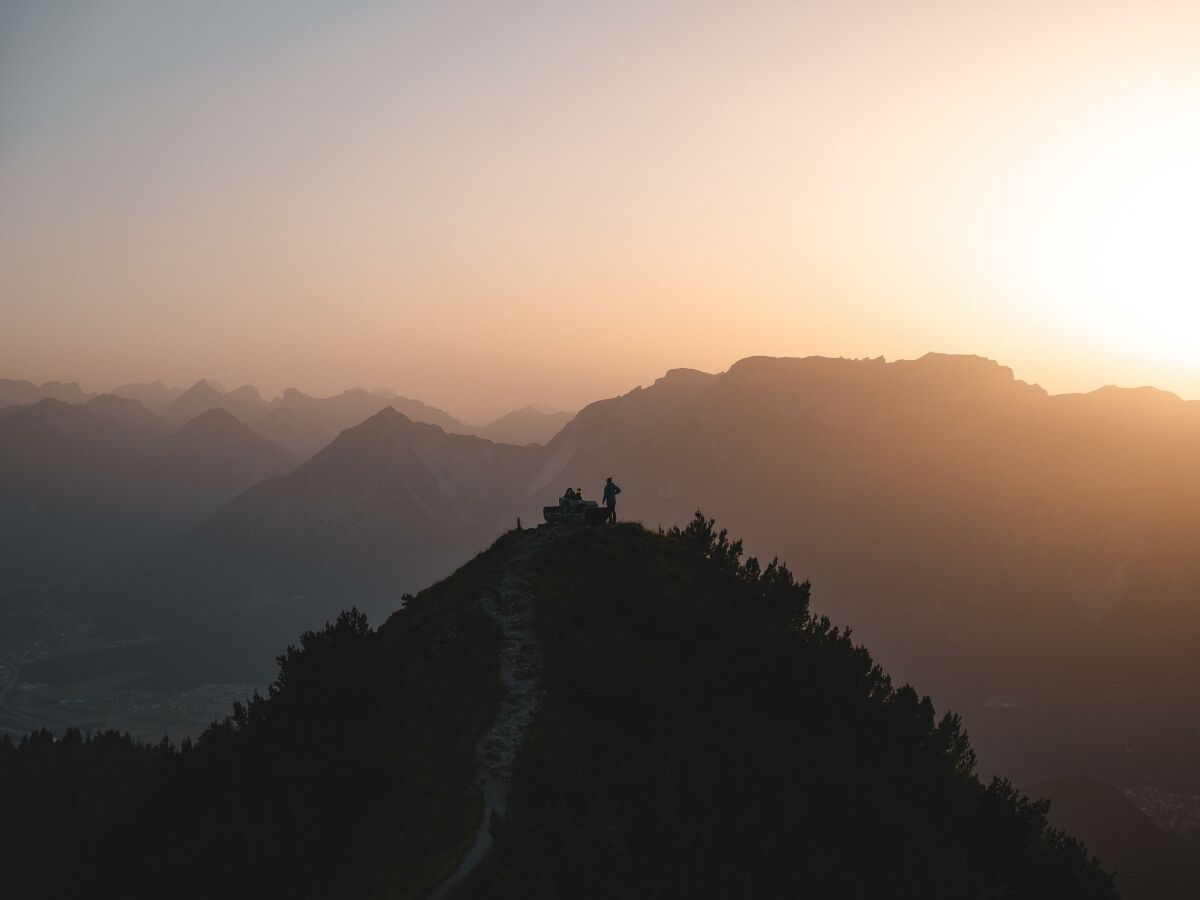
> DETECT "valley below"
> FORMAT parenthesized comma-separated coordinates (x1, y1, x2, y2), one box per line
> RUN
(0, 603, 255, 742)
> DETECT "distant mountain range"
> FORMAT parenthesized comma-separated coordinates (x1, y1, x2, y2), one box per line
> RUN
(0, 378, 89, 407)
(6, 352, 1200, 895)
(3, 375, 575, 455)
(0, 372, 573, 598)
(9, 353, 1200, 800)
(475, 404, 574, 446)
(112, 379, 184, 410)
(249, 384, 572, 451)
(0, 399, 298, 583)
(15, 409, 546, 688)
(143, 408, 543, 634)
(530, 354, 1200, 790)
(85, 393, 172, 431)
(161, 379, 270, 426)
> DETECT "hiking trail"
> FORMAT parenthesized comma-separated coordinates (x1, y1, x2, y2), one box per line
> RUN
(426, 528, 545, 899)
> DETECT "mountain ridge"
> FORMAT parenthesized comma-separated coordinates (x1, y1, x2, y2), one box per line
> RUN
(0, 378, 90, 408)
(0, 398, 298, 584)
(1, 520, 1118, 899)
(12, 353, 1200, 803)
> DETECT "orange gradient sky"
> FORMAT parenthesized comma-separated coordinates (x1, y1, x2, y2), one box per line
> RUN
(2, 1, 1198, 421)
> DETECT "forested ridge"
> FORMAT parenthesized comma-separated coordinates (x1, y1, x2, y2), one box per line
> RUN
(1, 519, 1115, 898)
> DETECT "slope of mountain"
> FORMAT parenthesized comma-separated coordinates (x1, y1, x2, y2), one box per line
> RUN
(19, 407, 541, 688)
(157, 409, 299, 507)
(0, 400, 297, 584)
(170, 406, 540, 613)
(16, 355, 1200, 803)
(225, 384, 267, 407)
(21, 375, 555, 455)
(1027, 776, 1200, 900)
(0, 378, 89, 407)
(526, 354, 1200, 792)
(0, 522, 1116, 899)
(247, 406, 332, 458)
(475, 405, 573, 445)
(85, 393, 170, 431)
(162, 378, 270, 425)
(111, 380, 182, 411)
(0, 399, 164, 582)
(267, 390, 570, 451)
(274, 385, 468, 439)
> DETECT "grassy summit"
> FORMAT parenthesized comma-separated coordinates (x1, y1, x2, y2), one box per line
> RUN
(1, 519, 1114, 898)
(460, 519, 1114, 898)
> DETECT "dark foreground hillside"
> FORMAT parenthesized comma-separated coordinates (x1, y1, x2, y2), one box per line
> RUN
(0, 552, 507, 900)
(0, 521, 1114, 899)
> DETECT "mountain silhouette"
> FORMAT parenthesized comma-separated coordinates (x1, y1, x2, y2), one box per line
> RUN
(246, 406, 332, 457)
(171, 406, 541, 615)
(0, 399, 297, 584)
(0, 377, 89, 408)
(0, 521, 1117, 899)
(146, 380, 479, 455)
(19, 407, 542, 687)
(85, 393, 170, 431)
(163, 378, 270, 425)
(225, 384, 268, 406)
(474, 405, 574, 445)
(16, 354, 1200, 808)
(162, 408, 299, 500)
(280, 384, 463, 432)
(111, 380, 183, 412)
(526, 354, 1200, 791)
(234, 386, 474, 456)
(109, 380, 574, 455)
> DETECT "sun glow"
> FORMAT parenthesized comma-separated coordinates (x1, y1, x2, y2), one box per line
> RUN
(982, 68, 1200, 369)
(5, 3, 1200, 405)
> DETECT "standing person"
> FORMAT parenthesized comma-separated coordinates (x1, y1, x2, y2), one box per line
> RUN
(602, 476, 621, 523)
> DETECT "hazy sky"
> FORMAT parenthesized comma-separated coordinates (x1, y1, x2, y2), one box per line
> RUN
(2, 1, 1198, 420)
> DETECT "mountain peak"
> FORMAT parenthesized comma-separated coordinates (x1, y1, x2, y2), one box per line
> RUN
(164, 379, 272, 426)
(361, 404, 405, 425)
(371, 522, 1117, 897)
(723, 354, 882, 382)
(0, 379, 89, 407)
(174, 407, 297, 465)
(909, 351, 1015, 379)
(1086, 384, 1182, 404)
(304, 405, 420, 460)
(39, 380, 89, 402)
(226, 384, 267, 405)
(111, 380, 182, 411)
(657, 366, 716, 382)
(180, 378, 221, 397)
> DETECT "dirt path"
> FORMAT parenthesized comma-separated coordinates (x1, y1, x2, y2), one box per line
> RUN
(426, 529, 545, 899)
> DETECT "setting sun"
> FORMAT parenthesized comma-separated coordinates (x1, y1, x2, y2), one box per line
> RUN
(978, 66, 1200, 370)
(4, 2, 1199, 415)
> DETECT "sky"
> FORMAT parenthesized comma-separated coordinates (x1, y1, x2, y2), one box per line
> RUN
(2, 0, 1198, 421)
